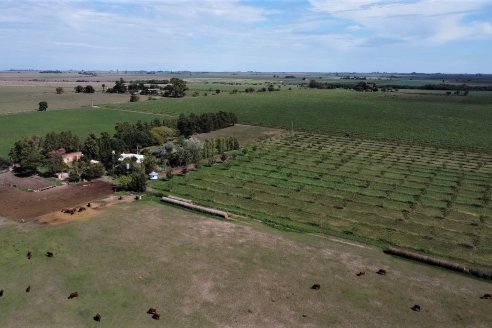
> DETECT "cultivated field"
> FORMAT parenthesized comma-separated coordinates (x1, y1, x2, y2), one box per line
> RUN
(111, 89, 492, 150)
(1, 201, 492, 327)
(153, 132, 492, 270)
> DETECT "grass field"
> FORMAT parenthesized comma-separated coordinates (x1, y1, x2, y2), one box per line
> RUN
(1, 201, 492, 327)
(109, 89, 492, 150)
(0, 86, 129, 114)
(152, 132, 492, 270)
(0, 108, 164, 157)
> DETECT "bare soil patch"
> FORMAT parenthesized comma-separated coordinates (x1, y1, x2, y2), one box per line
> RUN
(36, 194, 136, 225)
(0, 171, 53, 190)
(0, 180, 113, 221)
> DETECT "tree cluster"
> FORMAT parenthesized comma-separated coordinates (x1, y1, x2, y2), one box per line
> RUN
(163, 78, 188, 98)
(177, 111, 238, 137)
(105, 78, 128, 93)
(74, 85, 95, 93)
(153, 137, 204, 168)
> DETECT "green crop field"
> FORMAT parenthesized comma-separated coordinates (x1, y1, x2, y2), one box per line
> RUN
(109, 89, 492, 150)
(0, 108, 165, 157)
(152, 132, 492, 270)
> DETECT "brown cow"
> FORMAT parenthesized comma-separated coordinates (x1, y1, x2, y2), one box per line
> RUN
(27, 251, 32, 260)
(480, 293, 492, 299)
(0, 289, 4, 297)
(93, 313, 101, 322)
(311, 284, 320, 290)
(26, 285, 31, 293)
(147, 308, 157, 315)
(152, 313, 160, 320)
(87, 203, 91, 207)
(46, 251, 54, 257)
(68, 291, 79, 299)
(78, 207, 86, 212)
(411, 305, 421, 312)
(376, 269, 387, 275)
(118, 196, 123, 200)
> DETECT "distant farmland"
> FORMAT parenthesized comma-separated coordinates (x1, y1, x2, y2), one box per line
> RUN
(110, 89, 492, 150)
(0, 108, 164, 157)
(153, 132, 492, 270)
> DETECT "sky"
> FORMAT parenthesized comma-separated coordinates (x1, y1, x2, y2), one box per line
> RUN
(1, 0, 491, 73)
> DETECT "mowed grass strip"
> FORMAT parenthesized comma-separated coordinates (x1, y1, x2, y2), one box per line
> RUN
(153, 132, 492, 269)
(0, 108, 164, 157)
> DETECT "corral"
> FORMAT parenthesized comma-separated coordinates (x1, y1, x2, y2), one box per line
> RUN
(0, 180, 113, 221)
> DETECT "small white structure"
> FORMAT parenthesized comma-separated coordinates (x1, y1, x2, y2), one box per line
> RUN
(148, 171, 159, 180)
(90, 159, 100, 164)
(119, 153, 145, 164)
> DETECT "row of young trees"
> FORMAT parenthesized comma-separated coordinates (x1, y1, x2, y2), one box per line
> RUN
(202, 137, 240, 159)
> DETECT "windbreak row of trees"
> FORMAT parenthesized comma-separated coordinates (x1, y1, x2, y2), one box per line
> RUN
(177, 111, 238, 137)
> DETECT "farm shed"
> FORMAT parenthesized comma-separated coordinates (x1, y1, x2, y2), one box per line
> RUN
(148, 171, 159, 180)
(119, 153, 145, 164)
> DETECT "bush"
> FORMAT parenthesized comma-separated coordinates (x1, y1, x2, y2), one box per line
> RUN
(56, 87, 64, 94)
(0, 156, 12, 170)
(129, 94, 139, 102)
(38, 101, 48, 111)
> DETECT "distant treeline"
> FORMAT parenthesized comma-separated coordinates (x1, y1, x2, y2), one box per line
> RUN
(308, 79, 492, 92)
(39, 70, 62, 74)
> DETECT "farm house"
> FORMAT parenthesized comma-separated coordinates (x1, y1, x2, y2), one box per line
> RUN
(118, 153, 145, 163)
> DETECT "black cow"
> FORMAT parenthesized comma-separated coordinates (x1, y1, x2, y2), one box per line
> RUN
(46, 251, 54, 257)
(411, 305, 421, 312)
(68, 291, 79, 299)
(93, 313, 101, 322)
(311, 284, 321, 290)
(376, 269, 387, 275)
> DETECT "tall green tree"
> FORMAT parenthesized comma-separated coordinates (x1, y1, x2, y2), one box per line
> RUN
(9, 136, 45, 175)
(163, 78, 188, 98)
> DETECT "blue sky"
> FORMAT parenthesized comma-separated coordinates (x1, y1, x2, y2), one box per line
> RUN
(1, 0, 491, 73)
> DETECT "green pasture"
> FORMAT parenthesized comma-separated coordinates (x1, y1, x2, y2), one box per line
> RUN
(0, 108, 164, 157)
(109, 88, 492, 150)
(152, 132, 492, 270)
(1, 202, 492, 327)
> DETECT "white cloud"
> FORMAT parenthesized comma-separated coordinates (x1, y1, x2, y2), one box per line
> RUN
(309, 0, 492, 45)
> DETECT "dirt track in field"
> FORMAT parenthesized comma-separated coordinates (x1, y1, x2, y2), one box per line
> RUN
(0, 180, 113, 221)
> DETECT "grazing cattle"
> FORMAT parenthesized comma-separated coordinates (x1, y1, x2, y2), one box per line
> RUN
(0, 289, 3, 297)
(356, 271, 365, 277)
(118, 196, 123, 200)
(147, 308, 157, 315)
(152, 313, 160, 320)
(311, 284, 321, 290)
(480, 293, 492, 299)
(87, 203, 91, 207)
(78, 207, 86, 212)
(27, 251, 32, 260)
(411, 305, 421, 312)
(376, 269, 387, 275)
(68, 291, 79, 299)
(46, 251, 54, 257)
(93, 313, 101, 322)
(26, 285, 31, 293)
